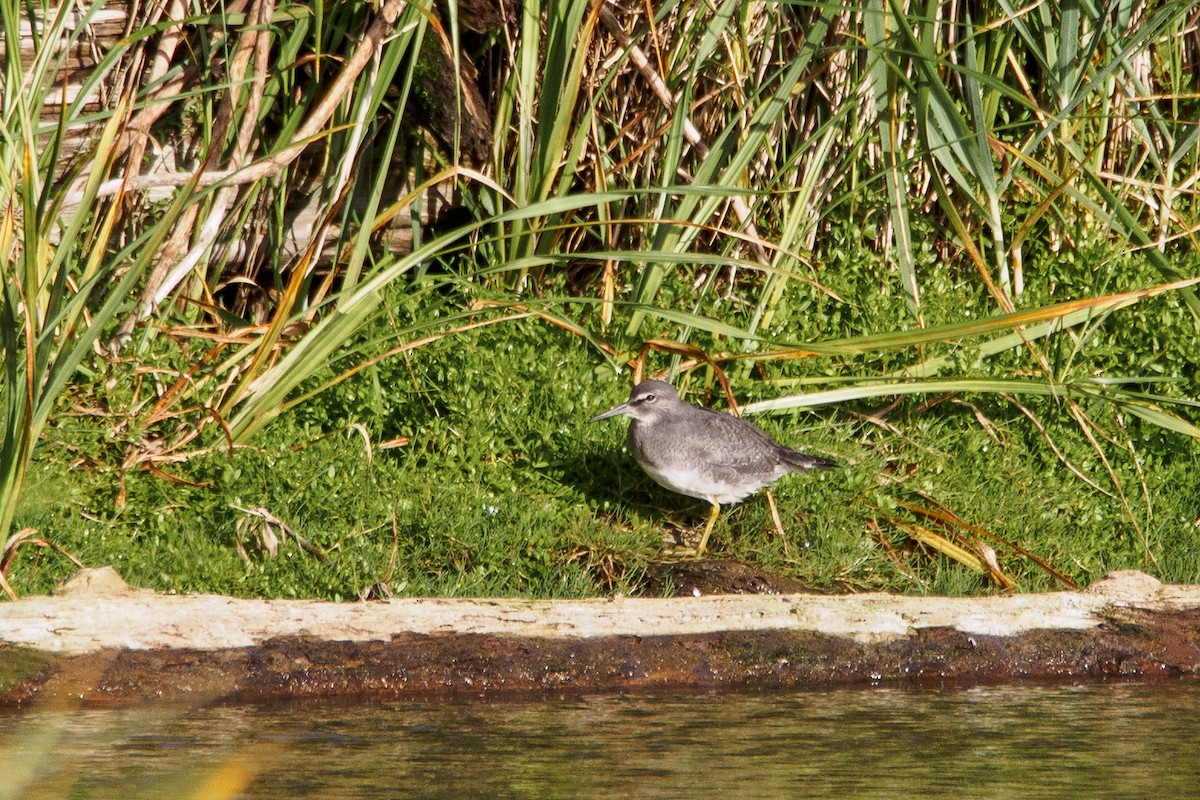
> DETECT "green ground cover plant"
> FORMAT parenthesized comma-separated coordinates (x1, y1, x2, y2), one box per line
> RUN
(2, 0, 1198, 599)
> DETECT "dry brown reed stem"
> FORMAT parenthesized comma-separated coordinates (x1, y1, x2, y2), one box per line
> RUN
(117, 0, 219, 169)
(130, 0, 276, 337)
(597, 2, 771, 267)
(104, 0, 409, 350)
(67, 0, 409, 208)
(1, 529, 86, 600)
(108, 0, 269, 350)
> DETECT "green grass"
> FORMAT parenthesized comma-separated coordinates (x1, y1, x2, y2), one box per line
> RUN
(7, 246, 1200, 600)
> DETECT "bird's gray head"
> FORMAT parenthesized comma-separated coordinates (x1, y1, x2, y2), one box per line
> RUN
(588, 380, 680, 424)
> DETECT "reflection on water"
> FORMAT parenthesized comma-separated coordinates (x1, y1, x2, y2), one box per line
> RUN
(3, 682, 1199, 799)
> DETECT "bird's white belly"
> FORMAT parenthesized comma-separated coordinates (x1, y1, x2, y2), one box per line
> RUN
(640, 463, 770, 505)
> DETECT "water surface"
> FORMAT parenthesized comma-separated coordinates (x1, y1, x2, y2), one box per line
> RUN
(3, 682, 1198, 798)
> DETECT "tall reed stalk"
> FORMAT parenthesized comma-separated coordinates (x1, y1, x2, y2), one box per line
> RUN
(0, 0, 151, 539)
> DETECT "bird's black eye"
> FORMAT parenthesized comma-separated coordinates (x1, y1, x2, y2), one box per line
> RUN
(642, 393, 657, 403)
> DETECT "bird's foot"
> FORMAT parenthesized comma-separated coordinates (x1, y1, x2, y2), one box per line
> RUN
(660, 541, 710, 559)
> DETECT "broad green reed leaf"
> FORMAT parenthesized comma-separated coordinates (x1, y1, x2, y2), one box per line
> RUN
(1113, 402, 1200, 439)
(0, 135, 149, 542)
(766, 277, 1200, 357)
(748, 126, 842, 335)
(744, 377, 1200, 442)
(1, 0, 138, 537)
(626, 0, 742, 333)
(1081, 170, 1200, 319)
(533, 0, 594, 203)
(626, 3, 834, 336)
(743, 378, 1079, 413)
(228, 188, 656, 439)
(865, 0, 919, 324)
(890, 0, 1013, 298)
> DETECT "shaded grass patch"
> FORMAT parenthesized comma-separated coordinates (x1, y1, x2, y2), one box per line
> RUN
(9, 267, 1199, 599)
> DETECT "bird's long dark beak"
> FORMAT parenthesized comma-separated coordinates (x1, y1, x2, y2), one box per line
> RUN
(588, 402, 630, 423)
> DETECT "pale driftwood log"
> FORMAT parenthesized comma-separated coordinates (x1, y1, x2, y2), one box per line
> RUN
(2, 568, 1199, 703)
(1, 567, 1196, 656)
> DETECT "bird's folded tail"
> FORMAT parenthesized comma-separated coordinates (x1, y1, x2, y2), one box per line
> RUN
(781, 449, 837, 472)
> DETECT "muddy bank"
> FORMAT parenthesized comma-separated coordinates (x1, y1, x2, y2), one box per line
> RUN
(2, 568, 1199, 706)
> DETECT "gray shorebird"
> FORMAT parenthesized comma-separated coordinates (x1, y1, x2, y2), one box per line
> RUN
(589, 379, 834, 554)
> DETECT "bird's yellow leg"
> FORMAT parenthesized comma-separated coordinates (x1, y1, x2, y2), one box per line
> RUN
(694, 502, 720, 556)
(765, 489, 792, 559)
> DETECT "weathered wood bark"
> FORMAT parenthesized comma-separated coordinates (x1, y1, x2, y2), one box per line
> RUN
(2, 568, 1198, 705)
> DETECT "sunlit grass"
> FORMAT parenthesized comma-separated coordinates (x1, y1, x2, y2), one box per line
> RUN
(6, 261, 1199, 599)
(2, 0, 1199, 598)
